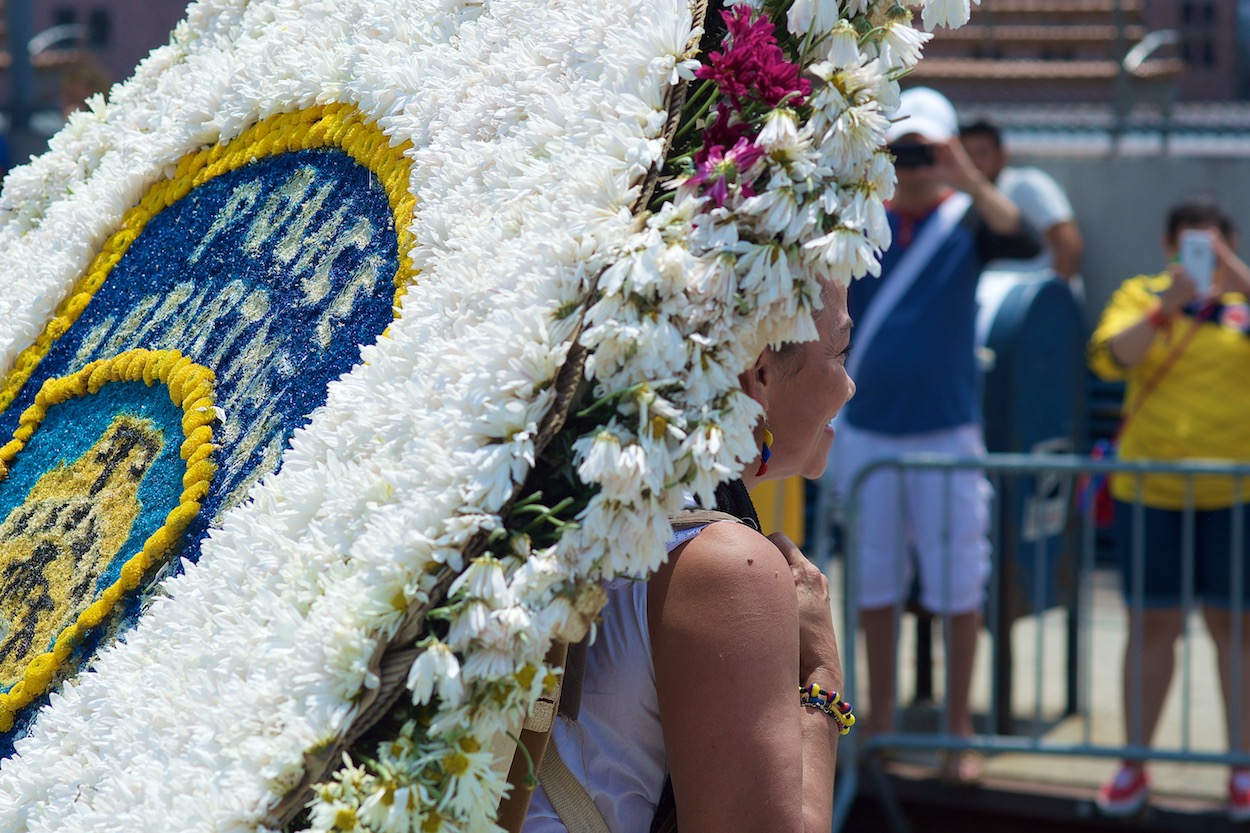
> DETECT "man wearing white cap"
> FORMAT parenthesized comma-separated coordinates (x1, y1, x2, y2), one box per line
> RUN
(832, 86, 1040, 783)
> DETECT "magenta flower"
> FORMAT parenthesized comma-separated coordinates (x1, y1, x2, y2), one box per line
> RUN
(696, 8, 810, 112)
(696, 112, 751, 165)
(688, 137, 766, 207)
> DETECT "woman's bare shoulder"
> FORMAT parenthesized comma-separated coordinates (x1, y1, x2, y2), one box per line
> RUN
(651, 520, 797, 630)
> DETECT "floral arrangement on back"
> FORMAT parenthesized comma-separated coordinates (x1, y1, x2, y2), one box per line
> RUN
(0, 0, 978, 831)
(311, 1, 980, 830)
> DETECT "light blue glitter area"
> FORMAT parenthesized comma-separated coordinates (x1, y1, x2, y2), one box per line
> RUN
(0, 381, 185, 598)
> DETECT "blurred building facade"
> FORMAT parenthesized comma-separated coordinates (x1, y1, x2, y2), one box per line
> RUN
(33, 0, 186, 89)
(0, 1, 186, 162)
(912, 0, 1242, 105)
(1145, 0, 1240, 101)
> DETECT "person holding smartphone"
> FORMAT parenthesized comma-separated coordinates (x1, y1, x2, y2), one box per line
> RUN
(1088, 200, 1250, 820)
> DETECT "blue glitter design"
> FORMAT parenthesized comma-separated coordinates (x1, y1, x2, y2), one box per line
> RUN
(0, 147, 400, 754)
(0, 148, 398, 521)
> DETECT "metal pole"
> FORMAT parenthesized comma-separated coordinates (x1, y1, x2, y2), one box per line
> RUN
(7, 0, 38, 166)
(1111, 0, 1127, 154)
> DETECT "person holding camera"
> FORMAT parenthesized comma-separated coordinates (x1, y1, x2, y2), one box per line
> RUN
(959, 118, 1084, 287)
(831, 86, 1038, 783)
(1088, 200, 1250, 820)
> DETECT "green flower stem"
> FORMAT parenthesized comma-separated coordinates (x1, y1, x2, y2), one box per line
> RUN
(574, 382, 649, 418)
(673, 92, 719, 143)
(505, 729, 540, 789)
(684, 77, 717, 108)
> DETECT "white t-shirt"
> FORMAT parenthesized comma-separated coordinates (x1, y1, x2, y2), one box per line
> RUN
(985, 165, 1075, 276)
(523, 525, 708, 833)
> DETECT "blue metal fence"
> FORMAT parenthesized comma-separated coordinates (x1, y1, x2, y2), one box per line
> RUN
(826, 452, 1250, 833)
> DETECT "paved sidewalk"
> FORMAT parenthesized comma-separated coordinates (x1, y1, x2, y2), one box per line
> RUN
(829, 560, 1238, 811)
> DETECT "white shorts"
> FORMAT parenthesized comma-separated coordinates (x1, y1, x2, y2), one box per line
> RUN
(832, 422, 992, 615)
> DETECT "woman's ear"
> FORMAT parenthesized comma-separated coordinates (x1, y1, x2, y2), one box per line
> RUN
(740, 353, 773, 409)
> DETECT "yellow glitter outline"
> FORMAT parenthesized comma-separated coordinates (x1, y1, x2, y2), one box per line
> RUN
(0, 348, 217, 731)
(0, 103, 417, 414)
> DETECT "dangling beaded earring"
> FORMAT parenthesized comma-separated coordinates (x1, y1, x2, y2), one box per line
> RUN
(756, 427, 774, 476)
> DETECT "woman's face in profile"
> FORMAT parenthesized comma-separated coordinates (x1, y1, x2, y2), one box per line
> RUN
(763, 282, 855, 480)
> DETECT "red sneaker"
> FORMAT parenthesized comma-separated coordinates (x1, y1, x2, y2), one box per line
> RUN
(1097, 763, 1150, 817)
(1229, 769, 1250, 822)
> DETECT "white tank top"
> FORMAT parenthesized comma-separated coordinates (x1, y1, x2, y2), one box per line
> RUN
(523, 525, 708, 833)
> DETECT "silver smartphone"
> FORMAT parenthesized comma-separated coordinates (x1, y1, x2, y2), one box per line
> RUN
(1179, 229, 1215, 293)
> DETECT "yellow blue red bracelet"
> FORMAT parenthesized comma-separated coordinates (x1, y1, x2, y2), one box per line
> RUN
(800, 682, 856, 735)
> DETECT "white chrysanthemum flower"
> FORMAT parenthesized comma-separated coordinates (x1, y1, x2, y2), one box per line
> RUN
(823, 20, 861, 68)
(806, 63, 851, 114)
(784, 201, 823, 247)
(803, 224, 882, 283)
(437, 736, 507, 819)
(786, 0, 841, 38)
(684, 251, 738, 315)
(358, 783, 421, 833)
(534, 595, 595, 643)
(741, 186, 799, 239)
(839, 185, 890, 245)
(680, 421, 739, 503)
(447, 601, 491, 654)
(450, 555, 509, 603)
(461, 606, 533, 681)
(407, 641, 466, 707)
(621, 0, 703, 86)
(635, 386, 687, 442)
(921, 0, 979, 30)
(756, 108, 800, 152)
(736, 242, 799, 313)
(878, 20, 931, 69)
(862, 148, 898, 200)
(816, 100, 890, 171)
(688, 208, 741, 253)
(574, 430, 658, 498)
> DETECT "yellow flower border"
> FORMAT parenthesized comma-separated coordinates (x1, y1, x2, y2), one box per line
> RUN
(0, 103, 416, 414)
(0, 349, 217, 731)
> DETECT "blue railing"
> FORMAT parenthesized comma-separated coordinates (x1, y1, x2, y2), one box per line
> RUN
(825, 452, 1250, 832)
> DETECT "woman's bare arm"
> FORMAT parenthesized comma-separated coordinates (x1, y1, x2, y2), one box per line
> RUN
(648, 522, 841, 833)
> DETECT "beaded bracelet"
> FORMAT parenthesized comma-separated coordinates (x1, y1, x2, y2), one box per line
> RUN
(1146, 302, 1172, 332)
(799, 682, 856, 735)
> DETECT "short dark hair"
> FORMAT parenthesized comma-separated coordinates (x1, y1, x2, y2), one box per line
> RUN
(1165, 199, 1235, 245)
(958, 119, 1002, 148)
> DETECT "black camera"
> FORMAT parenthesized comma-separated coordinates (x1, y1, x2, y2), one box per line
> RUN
(889, 143, 935, 169)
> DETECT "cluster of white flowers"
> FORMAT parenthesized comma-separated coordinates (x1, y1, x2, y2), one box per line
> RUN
(0, 0, 972, 830)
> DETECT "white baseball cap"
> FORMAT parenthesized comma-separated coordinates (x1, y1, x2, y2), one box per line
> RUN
(885, 87, 957, 143)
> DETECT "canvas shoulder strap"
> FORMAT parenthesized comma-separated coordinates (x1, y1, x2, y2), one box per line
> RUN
(495, 640, 569, 832)
(669, 508, 742, 529)
(537, 745, 614, 833)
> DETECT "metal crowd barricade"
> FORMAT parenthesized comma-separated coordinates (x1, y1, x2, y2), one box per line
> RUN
(827, 452, 1250, 833)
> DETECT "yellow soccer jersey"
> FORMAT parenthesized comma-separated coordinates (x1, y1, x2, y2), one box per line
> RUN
(1088, 273, 1250, 509)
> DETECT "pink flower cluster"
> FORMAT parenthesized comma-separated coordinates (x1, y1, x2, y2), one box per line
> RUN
(697, 8, 810, 112)
(689, 7, 809, 206)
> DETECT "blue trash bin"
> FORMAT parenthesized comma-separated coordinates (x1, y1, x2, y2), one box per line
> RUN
(977, 274, 1086, 731)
